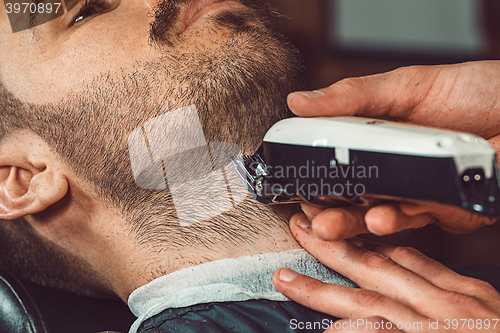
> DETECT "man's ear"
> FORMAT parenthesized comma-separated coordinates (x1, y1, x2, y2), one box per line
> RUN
(0, 130, 68, 220)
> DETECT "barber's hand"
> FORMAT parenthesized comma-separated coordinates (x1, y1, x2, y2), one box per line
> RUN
(299, 200, 497, 240)
(288, 61, 500, 139)
(288, 61, 500, 239)
(273, 214, 500, 332)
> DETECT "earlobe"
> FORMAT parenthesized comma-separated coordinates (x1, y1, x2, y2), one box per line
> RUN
(0, 132, 69, 220)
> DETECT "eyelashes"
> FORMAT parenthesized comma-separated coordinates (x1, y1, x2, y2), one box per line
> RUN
(70, 0, 108, 26)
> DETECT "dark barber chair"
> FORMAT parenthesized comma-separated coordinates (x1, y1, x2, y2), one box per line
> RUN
(0, 270, 136, 333)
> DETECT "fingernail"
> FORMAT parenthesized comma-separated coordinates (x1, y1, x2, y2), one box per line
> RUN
(279, 268, 299, 282)
(304, 213, 315, 222)
(300, 203, 316, 222)
(297, 213, 311, 229)
(297, 90, 325, 99)
(365, 222, 384, 236)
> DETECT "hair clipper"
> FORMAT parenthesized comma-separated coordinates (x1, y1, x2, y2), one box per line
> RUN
(231, 117, 500, 217)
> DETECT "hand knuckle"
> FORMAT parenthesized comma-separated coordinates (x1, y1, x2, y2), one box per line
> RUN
(391, 246, 421, 260)
(393, 65, 425, 79)
(360, 251, 393, 270)
(308, 279, 328, 293)
(353, 289, 385, 308)
(465, 277, 497, 295)
(335, 77, 363, 93)
(443, 290, 481, 309)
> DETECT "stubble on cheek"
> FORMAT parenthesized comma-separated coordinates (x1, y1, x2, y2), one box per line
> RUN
(148, 0, 281, 48)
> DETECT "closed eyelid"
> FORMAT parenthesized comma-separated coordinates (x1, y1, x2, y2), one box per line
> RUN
(67, 0, 120, 27)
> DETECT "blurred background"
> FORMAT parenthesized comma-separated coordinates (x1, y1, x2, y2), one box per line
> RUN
(267, 0, 500, 267)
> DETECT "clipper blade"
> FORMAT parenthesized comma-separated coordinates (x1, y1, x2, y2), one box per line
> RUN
(230, 145, 272, 204)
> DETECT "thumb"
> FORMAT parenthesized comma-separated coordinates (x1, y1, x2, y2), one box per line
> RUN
(287, 66, 433, 120)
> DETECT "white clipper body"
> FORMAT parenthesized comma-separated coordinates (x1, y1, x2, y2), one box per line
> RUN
(232, 117, 500, 217)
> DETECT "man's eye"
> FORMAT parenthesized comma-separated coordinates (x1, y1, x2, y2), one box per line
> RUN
(74, 7, 99, 23)
(71, 0, 107, 25)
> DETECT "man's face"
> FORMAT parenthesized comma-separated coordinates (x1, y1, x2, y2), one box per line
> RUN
(0, 0, 305, 152)
(0, 0, 280, 103)
(0, 0, 305, 288)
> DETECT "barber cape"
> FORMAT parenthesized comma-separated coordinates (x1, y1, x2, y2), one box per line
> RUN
(128, 249, 357, 333)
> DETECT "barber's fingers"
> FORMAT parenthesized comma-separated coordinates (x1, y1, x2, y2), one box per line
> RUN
(287, 66, 435, 120)
(287, 216, 458, 317)
(304, 200, 495, 238)
(299, 204, 370, 240)
(300, 199, 496, 239)
(272, 268, 426, 333)
(364, 204, 433, 236)
(349, 238, 500, 303)
(398, 202, 497, 234)
(299, 203, 433, 240)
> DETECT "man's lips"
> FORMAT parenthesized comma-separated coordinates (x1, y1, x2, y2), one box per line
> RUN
(179, 0, 244, 34)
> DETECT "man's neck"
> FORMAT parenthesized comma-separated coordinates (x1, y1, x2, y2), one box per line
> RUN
(96, 202, 303, 302)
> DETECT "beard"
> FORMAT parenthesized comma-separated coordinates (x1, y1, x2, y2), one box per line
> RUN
(0, 218, 115, 298)
(52, 1, 306, 249)
(0, 0, 306, 290)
